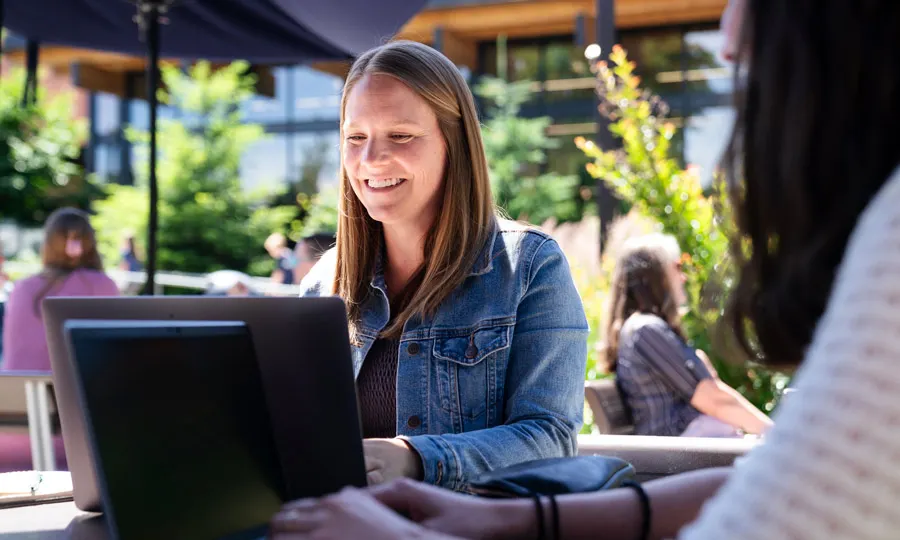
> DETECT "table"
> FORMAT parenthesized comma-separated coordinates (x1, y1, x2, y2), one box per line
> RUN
(0, 435, 761, 538)
(0, 500, 104, 540)
(577, 433, 758, 481)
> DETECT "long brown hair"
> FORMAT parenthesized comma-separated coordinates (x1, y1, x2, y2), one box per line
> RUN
(335, 41, 495, 340)
(723, 0, 900, 368)
(605, 236, 685, 372)
(33, 207, 104, 315)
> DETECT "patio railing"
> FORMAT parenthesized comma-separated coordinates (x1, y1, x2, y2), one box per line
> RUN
(2, 262, 304, 297)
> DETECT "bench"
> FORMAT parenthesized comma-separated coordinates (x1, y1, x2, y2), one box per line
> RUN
(584, 379, 634, 435)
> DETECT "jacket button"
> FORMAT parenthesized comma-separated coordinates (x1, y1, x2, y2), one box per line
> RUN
(407, 342, 420, 355)
(407, 415, 422, 428)
(465, 344, 478, 359)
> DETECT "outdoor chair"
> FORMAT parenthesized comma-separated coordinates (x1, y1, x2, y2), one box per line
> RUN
(0, 372, 62, 471)
(584, 379, 635, 435)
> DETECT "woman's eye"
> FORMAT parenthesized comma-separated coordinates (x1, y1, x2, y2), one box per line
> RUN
(391, 134, 413, 142)
(346, 135, 365, 142)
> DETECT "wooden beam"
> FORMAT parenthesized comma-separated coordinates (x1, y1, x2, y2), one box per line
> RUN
(434, 28, 478, 70)
(311, 60, 352, 80)
(396, 0, 727, 42)
(616, 0, 727, 28)
(63, 61, 274, 100)
(70, 64, 128, 97)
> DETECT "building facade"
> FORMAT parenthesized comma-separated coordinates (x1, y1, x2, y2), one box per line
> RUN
(5, 0, 731, 192)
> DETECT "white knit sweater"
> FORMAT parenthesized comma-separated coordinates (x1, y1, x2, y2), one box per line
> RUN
(680, 169, 900, 539)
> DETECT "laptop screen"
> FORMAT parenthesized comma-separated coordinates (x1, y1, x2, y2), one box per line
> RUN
(67, 321, 285, 540)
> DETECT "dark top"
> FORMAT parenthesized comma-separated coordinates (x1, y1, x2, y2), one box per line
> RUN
(120, 250, 142, 272)
(615, 313, 713, 436)
(276, 254, 295, 285)
(356, 337, 400, 439)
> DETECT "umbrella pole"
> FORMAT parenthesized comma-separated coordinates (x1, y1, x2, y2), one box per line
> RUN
(0, 0, 5, 75)
(142, 2, 161, 295)
(21, 40, 39, 106)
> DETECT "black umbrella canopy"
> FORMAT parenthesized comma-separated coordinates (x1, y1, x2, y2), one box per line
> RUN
(1, 0, 427, 292)
(3, 0, 423, 61)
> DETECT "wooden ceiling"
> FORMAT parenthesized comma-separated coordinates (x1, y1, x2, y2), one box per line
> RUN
(399, 0, 726, 42)
(2, 0, 725, 90)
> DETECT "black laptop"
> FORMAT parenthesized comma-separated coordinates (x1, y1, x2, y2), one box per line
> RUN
(64, 320, 283, 540)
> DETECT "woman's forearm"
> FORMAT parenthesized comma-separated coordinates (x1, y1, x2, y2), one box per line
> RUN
(693, 380, 773, 434)
(714, 384, 773, 434)
(492, 468, 732, 540)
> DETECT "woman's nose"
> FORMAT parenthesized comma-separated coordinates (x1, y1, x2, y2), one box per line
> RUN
(361, 138, 391, 166)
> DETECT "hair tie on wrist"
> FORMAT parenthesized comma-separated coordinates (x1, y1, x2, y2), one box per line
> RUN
(549, 494, 560, 539)
(623, 480, 651, 540)
(532, 494, 546, 540)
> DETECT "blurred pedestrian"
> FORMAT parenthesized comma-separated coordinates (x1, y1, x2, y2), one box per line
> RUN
(1, 208, 119, 372)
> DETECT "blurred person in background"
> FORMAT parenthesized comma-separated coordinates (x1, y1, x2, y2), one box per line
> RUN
(1, 208, 119, 372)
(293, 233, 335, 284)
(118, 232, 143, 272)
(605, 233, 772, 438)
(265, 232, 297, 286)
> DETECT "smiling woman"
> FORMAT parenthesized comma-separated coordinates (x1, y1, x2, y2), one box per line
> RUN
(298, 40, 589, 491)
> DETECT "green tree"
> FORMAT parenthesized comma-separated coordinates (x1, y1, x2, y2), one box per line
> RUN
(270, 136, 337, 240)
(293, 186, 339, 239)
(475, 36, 580, 225)
(0, 67, 101, 226)
(577, 46, 789, 412)
(95, 61, 294, 277)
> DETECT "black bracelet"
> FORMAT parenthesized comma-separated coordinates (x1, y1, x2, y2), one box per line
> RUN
(548, 494, 561, 540)
(532, 494, 546, 540)
(622, 480, 651, 540)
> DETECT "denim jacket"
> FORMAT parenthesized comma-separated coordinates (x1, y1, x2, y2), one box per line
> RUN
(299, 219, 588, 490)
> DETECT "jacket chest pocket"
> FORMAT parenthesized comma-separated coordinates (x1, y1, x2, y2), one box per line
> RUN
(433, 325, 512, 422)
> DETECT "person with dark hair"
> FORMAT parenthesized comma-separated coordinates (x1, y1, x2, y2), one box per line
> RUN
(607, 234, 771, 437)
(269, 1, 900, 538)
(293, 232, 335, 284)
(1, 208, 119, 372)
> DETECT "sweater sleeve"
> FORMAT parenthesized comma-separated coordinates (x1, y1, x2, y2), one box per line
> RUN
(679, 170, 900, 539)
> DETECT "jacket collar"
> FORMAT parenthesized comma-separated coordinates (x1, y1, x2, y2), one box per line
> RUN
(369, 218, 498, 289)
(468, 219, 498, 277)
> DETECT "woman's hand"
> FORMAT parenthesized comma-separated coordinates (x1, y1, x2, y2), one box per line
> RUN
(270, 486, 450, 539)
(270, 479, 531, 540)
(370, 479, 532, 540)
(363, 438, 424, 485)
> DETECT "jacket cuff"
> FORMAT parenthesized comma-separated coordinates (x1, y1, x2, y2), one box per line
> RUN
(398, 434, 461, 490)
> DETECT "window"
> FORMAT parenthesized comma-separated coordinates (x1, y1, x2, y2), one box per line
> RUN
(684, 29, 732, 95)
(93, 143, 122, 183)
(684, 106, 735, 186)
(240, 135, 289, 192)
(128, 100, 178, 131)
(241, 66, 292, 124)
(474, 24, 732, 184)
(292, 68, 343, 122)
(480, 42, 541, 82)
(543, 42, 594, 103)
(94, 93, 120, 137)
(292, 132, 341, 190)
(618, 29, 684, 98)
